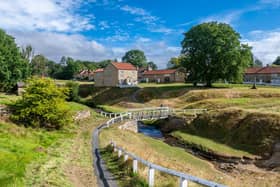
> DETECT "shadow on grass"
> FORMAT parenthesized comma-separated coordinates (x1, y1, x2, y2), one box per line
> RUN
(100, 146, 148, 187)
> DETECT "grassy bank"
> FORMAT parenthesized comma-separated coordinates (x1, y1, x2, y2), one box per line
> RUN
(0, 101, 104, 186)
(99, 125, 230, 187)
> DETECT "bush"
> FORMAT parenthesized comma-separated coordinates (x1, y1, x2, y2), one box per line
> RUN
(65, 81, 80, 102)
(11, 77, 71, 129)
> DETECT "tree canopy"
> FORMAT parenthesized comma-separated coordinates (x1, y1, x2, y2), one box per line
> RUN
(272, 56, 280, 65)
(253, 58, 263, 67)
(147, 61, 157, 70)
(122, 49, 147, 67)
(0, 29, 30, 91)
(167, 55, 187, 69)
(181, 22, 253, 86)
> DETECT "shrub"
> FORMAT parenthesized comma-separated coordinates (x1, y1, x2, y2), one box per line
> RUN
(11, 77, 71, 129)
(65, 81, 80, 102)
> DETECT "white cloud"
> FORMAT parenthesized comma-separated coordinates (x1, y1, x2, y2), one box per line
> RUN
(10, 30, 107, 62)
(244, 29, 280, 64)
(136, 37, 151, 42)
(149, 27, 174, 34)
(201, 10, 244, 24)
(0, 0, 95, 32)
(120, 5, 158, 25)
(10, 30, 179, 68)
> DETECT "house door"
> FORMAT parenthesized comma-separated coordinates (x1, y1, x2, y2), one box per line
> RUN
(164, 77, 170, 83)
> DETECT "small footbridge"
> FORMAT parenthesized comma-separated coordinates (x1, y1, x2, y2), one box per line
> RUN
(93, 107, 226, 187)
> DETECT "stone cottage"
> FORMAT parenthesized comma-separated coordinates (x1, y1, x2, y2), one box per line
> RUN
(93, 62, 138, 87)
(142, 68, 186, 83)
(244, 66, 280, 84)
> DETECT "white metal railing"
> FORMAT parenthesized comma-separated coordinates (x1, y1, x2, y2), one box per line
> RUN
(111, 142, 226, 187)
(93, 107, 226, 187)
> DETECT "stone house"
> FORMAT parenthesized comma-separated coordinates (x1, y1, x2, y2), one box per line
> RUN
(75, 70, 95, 80)
(93, 68, 104, 87)
(94, 62, 138, 87)
(142, 68, 186, 83)
(244, 66, 280, 84)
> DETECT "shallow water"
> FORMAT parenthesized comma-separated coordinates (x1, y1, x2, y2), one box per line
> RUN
(138, 123, 163, 138)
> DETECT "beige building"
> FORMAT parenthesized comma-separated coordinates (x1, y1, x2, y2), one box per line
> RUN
(244, 66, 280, 85)
(94, 62, 138, 87)
(142, 68, 186, 83)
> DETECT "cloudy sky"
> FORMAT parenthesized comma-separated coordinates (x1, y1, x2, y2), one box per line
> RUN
(1, 0, 280, 68)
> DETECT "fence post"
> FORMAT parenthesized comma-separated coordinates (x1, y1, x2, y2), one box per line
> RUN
(133, 159, 138, 173)
(148, 167, 155, 187)
(118, 150, 122, 158)
(124, 154, 128, 161)
(179, 178, 188, 187)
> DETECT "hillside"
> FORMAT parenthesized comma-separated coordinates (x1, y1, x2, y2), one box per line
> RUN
(0, 94, 104, 187)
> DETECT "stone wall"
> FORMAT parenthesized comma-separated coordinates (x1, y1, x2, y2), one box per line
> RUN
(118, 120, 138, 133)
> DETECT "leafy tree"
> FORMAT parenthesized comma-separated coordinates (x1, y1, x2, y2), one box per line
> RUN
(65, 81, 80, 102)
(272, 56, 280, 65)
(167, 55, 187, 69)
(30, 54, 48, 77)
(0, 29, 30, 91)
(63, 57, 81, 79)
(253, 58, 263, 67)
(122, 49, 147, 67)
(181, 22, 253, 87)
(147, 61, 157, 70)
(21, 44, 34, 63)
(11, 77, 71, 129)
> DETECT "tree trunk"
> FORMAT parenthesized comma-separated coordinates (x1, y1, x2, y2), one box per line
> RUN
(206, 80, 212, 87)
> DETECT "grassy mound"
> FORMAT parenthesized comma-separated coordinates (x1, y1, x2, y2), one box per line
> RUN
(180, 108, 280, 156)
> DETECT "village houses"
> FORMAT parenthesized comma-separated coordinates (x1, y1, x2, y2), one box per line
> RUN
(244, 66, 280, 85)
(93, 62, 138, 87)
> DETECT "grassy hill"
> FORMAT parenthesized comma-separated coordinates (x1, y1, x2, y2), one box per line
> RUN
(0, 94, 104, 187)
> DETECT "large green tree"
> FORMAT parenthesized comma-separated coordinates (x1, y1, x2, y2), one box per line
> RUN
(272, 56, 280, 65)
(0, 29, 30, 91)
(181, 22, 253, 87)
(122, 49, 147, 67)
(21, 44, 34, 63)
(30, 54, 49, 77)
(147, 61, 157, 70)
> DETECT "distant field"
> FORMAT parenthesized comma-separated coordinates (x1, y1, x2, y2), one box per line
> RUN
(54, 79, 94, 85)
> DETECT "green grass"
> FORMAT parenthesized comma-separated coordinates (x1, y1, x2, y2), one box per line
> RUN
(0, 99, 99, 187)
(171, 131, 254, 158)
(0, 121, 74, 186)
(97, 105, 127, 113)
(99, 127, 227, 186)
(0, 93, 19, 105)
(100, 146, 149, 187)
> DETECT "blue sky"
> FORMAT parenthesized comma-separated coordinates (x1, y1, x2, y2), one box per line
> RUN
(0, 0, 280, 68)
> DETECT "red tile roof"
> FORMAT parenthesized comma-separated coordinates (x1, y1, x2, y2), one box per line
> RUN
(143, 69, 177, 75)
(111, 62, 137, 70)
(245, 67, 263, 74)
(245, 67, 280, 74)
(257, 67, 280, 74)
(94, 68, 104, 73)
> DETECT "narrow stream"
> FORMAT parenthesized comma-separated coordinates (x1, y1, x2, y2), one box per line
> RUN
(137, 122, 163, 139)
